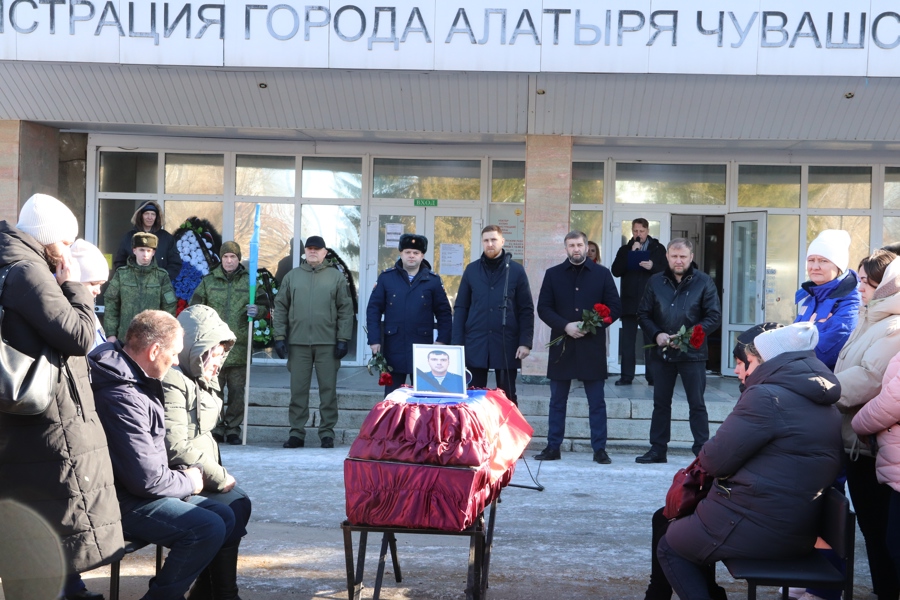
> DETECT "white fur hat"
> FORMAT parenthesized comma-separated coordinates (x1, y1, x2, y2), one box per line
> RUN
(70, 239, 109, 283)
(807, 229, 851, 273)
(16, 193, 78, 246)
(754, 322, 819, 362)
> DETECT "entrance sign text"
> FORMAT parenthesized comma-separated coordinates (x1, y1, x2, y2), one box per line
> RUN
(0, 1, 897, 76)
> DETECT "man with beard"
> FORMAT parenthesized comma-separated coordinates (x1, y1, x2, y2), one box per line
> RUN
(452, 225, 533, 405)
(366, 233, 452, 396)
(636, 238, 721, 464)
(535, 231, 621, 464)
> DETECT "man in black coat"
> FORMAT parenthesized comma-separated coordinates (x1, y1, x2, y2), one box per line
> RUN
(636, 238, 721, 463)
(452, 225, 534, 405)
(535, 231, 622, 464)
(366, 233, 452, 396)
(112, 201, 182, 282)
(610, 217, 666, 386)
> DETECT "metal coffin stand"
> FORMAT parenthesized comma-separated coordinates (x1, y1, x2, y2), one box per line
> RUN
(341, 499, 498, 600)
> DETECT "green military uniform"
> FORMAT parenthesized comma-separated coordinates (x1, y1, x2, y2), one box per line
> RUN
(104, 255, 177, 338)
(274, 260, 354, 442)
(190, 263, 251, 439)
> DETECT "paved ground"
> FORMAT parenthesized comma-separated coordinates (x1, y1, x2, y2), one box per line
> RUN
(58, 446, 874, 600)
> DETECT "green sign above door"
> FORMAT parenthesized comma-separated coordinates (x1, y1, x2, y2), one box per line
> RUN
(414, 199, 438, 207)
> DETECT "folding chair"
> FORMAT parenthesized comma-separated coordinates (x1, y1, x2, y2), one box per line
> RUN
(108, 539, 164, 600)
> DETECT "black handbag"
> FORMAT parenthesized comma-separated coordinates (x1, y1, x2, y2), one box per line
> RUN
(0, 261, 60, 416)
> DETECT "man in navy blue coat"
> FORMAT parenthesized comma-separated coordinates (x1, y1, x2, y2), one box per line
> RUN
(452, 225, 534, 405)
(366, 233, 453, 396)
(535, 231, 622, 464)
(415, 349, 466, 394)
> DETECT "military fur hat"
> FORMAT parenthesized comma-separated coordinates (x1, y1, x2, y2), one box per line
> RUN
(399, 233, 428, 253)
(132, 232, 158, 249)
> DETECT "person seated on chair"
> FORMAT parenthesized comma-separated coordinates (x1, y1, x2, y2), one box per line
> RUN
(416, 349, 465, 394)
(655, 322, 843, 600)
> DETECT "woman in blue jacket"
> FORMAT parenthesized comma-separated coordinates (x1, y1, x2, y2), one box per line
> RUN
(794, 229, 860, 370)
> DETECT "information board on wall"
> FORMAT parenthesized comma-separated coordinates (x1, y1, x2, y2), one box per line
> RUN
(1, 1, 900, 77)
(492, 205, 525, 259)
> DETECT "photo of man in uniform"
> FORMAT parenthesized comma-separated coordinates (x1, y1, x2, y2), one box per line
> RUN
(415, 349, 465, 394)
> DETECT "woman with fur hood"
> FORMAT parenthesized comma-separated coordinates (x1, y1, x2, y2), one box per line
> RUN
(113, 200, 182, 281)
(835, 249, 900, 600)
(161, 305, 252, 600)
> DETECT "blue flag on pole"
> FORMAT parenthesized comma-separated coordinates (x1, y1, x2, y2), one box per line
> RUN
(247, 204, 261, 321)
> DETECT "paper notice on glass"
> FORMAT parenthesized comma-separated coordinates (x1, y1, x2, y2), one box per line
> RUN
(384, 223, 404, 248)
(440, 243, 465, 276)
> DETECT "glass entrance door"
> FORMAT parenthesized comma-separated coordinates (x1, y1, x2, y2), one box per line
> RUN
(366, 206, 481, 356)
(609, 212, 671, 376)
(722, 212, 767, 374)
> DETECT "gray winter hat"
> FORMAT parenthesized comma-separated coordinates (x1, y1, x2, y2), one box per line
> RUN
(753, 321, 819, 362)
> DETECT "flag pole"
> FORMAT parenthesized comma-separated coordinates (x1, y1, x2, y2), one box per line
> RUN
(241, 204, 261, 446)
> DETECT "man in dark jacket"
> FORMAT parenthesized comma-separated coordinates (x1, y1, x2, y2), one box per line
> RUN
(658, 322, 843, 600)
(452, 225, 533, 405)
(636, 238, 722, 463)
(610, 218, 666, 386)
(113, 201, 182, 282)
(0, 194, 123, 600)
(535, 231, 622, 464)
(91, 310, 235, 600)
(366, 233, 452, 396)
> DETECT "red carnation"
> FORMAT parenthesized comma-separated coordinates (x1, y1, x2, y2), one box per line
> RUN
(378, 372, 393, 386)
(689, 325, 705, 349)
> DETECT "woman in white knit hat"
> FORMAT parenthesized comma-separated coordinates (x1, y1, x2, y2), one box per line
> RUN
(0, 194, 123, 600)
(794, 229, 861, 371)
(70, 238, 110, 349)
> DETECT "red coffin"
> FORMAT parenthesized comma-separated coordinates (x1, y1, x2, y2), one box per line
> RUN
(344, 389, 533, 531)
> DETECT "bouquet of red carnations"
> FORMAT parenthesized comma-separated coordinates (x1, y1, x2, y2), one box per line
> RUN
(546, 303, 613, 348)
(645, 324, 705, 351)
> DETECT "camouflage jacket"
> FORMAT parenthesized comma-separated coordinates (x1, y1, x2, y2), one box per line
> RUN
(190, 264, 252, 369)
(104, 256, 177, 338)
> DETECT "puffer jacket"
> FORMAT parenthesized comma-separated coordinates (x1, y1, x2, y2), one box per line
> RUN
(637, 265, 721, 362)
(836, 258, 900, 457)
(104, 255, 177, 338)
(794, 270, 860, 370)
(112, 200, 182, 281)
(666, 350, 842, 563)
(0, 222, 124, 573)
(190, 263, 252, 369)
(274, 260, 354, 345)
(852, 352, 900, 491)
(162, 305, 236, 492)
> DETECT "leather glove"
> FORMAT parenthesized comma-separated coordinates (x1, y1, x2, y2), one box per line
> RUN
(246, 304, 259, 318)
(334, 340, 349, 360)
(274, 340, 287, 359)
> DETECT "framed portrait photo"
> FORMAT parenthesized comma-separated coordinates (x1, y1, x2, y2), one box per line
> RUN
(412, 344, 468, 397)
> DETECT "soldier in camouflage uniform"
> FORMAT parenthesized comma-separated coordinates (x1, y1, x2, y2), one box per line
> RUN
(190, 241, 260, 445)
(104, 232, 177, 342)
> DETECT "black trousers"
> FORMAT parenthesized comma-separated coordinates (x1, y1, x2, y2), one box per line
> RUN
(620, 315, 654, 383)
(650, 360, 709, 456)
(846, 454, 900, 600)
(469, 367, 518, 405)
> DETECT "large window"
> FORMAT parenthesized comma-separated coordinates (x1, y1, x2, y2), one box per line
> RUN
(737, 165, 800, 208)
(615, 163, 726, 205)
(572, 162, 604, 205)
(373, 158, 480, 200)
(302, 157, 362, 199)
(165, 154, 224, 195)
(491, 160, 525, 203)
(236, 155, 295, 197)
(808, 166, 871, 210)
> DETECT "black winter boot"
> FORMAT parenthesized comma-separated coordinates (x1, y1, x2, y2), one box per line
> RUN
(208, 541, 242, 600)
(186, 568, 212, 600)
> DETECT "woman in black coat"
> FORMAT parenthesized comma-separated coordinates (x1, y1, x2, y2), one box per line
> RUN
(657, 322, 843, 600)
(0, 195, 123, 599)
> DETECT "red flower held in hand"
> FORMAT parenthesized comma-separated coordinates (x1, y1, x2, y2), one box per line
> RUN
(689, 325, 705, 349)
(378, 372, 393, 386)
(594, 303, 611, 318)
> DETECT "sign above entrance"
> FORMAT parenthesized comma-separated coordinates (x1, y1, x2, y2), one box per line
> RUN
(414, 199, 438, 207)
(2, 1, 899, 77)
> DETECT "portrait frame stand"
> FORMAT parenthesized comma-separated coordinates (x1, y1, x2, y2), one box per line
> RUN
(340, 498, 497, 600)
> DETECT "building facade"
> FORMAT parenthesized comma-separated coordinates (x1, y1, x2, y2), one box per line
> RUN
(2, 1, 898, 375)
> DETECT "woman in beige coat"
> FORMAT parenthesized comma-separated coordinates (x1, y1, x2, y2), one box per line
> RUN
(835, 250, 900, 600)
(163, 305, 252, 600)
